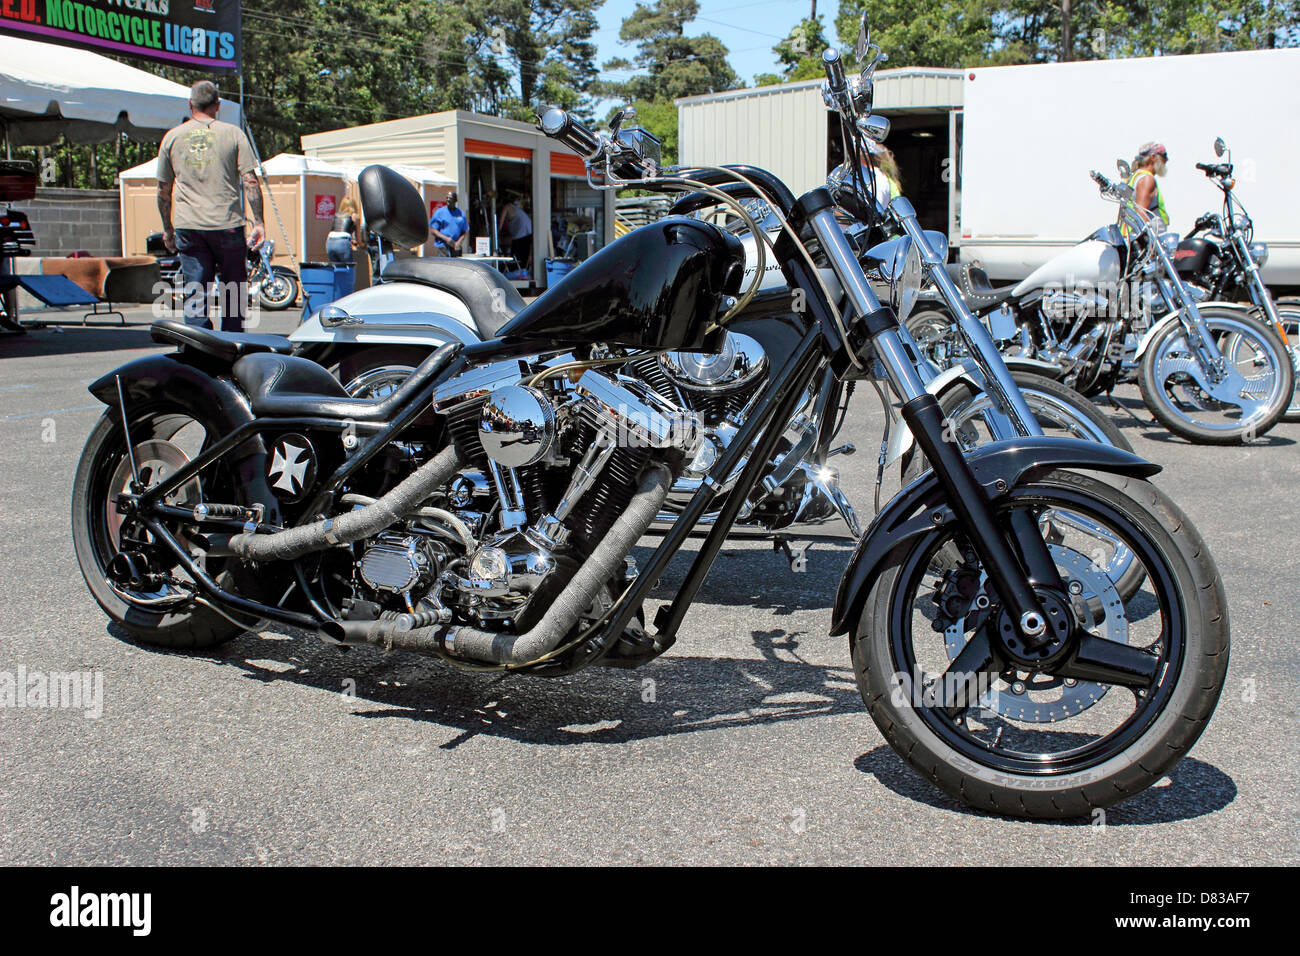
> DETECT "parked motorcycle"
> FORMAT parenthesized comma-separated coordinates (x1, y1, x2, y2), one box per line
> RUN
(72, 18, 1228, 818)
(1173, 137, 1300, 421)
(909, 164, 1293, 444)
(288, 135, 1124, 546)
(146, 232, 299, 311)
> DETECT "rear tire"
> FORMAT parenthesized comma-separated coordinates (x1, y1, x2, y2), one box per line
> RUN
(336, 346, 430, 399)
(71, 407, 256, 649)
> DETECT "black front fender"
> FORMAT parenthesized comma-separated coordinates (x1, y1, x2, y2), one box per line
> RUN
(88, 353, 282, 522)
(829, 437, 1160, 635)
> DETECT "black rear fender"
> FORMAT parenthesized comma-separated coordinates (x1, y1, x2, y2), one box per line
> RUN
(88, 353, 281, 521)
(829, 437, 1160, 635)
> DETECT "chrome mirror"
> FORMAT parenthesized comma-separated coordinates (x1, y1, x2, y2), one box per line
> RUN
(1115, 158, 1131, 179)
(1214, 137, 1227, 157)
(857, 114, 890, 143)
(856, 14, 870, 64)
(319, 304, 361, 328)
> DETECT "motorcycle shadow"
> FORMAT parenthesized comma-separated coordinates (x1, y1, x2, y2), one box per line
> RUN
(854, 747, 1236, 824)
(1102, 392, 1296, 446)
(190, 623, 867, 751)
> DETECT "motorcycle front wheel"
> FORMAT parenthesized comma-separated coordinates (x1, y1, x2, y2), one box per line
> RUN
(258, 269, 299, 311)
(851, 471, 1228, 818)
(1138, 308, 1293, 444)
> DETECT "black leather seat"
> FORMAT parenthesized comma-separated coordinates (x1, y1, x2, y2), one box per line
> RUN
(232, 343, 459, 422)
(382, 258, 525, 339)
(151, 319, 293, 363)
(944, 262, 1018, 314)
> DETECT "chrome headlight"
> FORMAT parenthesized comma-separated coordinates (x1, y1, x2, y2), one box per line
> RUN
(1249, 241, 1269, 266)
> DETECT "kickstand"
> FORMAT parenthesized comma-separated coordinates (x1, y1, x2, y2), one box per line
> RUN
(1105, 387, 1148, 424)
(773, 534, 809, 573)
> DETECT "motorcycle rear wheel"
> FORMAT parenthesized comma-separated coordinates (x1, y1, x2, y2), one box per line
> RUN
(851, 471, 1228, 818)
(71, 405, 259, 649)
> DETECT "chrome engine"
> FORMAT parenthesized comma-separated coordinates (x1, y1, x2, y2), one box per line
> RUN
(347, 359, 700, 631)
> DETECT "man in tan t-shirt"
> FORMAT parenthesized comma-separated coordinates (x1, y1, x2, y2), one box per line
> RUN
(157, 80, 265, 331)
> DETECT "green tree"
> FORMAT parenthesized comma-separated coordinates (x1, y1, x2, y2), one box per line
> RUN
(835, 0, 998, 68)
(605, 98, 679, 165)
(603, 0, 740, 102)
(754, 15, 831, 85)
(463, 0, 605, 121)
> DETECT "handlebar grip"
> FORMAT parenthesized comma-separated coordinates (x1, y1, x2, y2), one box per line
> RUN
(537, 106, 601, 160)
(1195, 162, 1213, 172)
(822, 48, 847, 95)
(1090, 170, 1111, 188)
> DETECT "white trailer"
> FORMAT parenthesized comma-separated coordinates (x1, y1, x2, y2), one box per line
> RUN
(959, 48, 1300, 285)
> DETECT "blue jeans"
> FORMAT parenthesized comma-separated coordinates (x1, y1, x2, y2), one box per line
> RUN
(176, 227, 247, 331)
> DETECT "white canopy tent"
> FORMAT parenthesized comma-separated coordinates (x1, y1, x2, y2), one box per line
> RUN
(0, 35, 243, 148)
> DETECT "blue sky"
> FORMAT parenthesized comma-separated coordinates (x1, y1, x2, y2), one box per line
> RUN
(593, 0, 845, 88)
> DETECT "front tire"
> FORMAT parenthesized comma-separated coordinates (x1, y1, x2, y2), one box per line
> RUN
(258, 269, 299, 310)
(851, 471, 1228, 818)
(1138, 308, 1293, 443)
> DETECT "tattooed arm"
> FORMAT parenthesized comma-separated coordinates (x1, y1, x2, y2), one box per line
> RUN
(242, 170, 266, 247)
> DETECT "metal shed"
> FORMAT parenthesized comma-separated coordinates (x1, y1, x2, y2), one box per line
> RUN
(677, 67, 964, 241)
(301, 110, 616, 288)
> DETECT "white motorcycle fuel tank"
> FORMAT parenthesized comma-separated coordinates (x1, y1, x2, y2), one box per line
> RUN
(289, 282, 483, 347)
(1012, 239, 1122, 297)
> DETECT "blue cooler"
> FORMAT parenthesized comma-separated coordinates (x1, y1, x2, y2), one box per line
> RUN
(299, 262, 356, 318)
(545, 257, 577, 288)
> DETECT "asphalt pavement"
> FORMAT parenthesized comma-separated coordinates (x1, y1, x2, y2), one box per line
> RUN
(0, 306, 1295, 865)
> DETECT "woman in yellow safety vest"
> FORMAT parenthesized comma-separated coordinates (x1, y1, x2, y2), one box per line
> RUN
(1127, 141, 1170, 227)
(862, 140, 903, 205)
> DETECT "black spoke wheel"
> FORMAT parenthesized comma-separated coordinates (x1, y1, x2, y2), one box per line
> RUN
(851, 471, 1228, 817)
(71, 405, 261, 649)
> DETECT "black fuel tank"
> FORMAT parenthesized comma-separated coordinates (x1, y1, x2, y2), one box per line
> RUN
(496, 217, 745, 352)
(1172, 237, 1216, 274)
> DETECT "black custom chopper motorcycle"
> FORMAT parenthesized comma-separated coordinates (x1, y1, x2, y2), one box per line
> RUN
(71, 21, 1228, 818)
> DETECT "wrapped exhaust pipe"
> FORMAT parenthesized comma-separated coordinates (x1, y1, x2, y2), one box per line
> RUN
(322, 464, 672, 666)
(229, 445, 465, 562)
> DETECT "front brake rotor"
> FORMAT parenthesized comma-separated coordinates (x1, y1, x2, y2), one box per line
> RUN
(943, 543, 1127, 723)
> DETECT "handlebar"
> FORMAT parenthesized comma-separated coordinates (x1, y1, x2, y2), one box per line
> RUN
(1196, 161, 1232, 177)
(823, 48, 848, 100)
(537, 106, 602, 160)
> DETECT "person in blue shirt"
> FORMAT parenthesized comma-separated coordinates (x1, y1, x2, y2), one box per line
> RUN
(429, 191, 469, 256)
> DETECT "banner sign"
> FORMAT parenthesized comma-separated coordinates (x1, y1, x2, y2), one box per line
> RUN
(0, 0, 242, 73)
(314, 194, 336, 220)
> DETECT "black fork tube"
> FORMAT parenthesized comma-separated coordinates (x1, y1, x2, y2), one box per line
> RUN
(901, 393, 1053, 650)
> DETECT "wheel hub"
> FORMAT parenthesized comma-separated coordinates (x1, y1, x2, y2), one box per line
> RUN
(943, 543, 1127, 723)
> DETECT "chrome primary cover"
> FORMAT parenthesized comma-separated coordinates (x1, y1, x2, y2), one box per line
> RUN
(660, 332, 767, 391)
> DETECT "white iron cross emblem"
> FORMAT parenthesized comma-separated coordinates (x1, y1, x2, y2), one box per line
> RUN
(269, 441, 310, 495)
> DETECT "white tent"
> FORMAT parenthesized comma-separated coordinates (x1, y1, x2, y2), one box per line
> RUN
(118, 153, 350, 181)
(0, 35, 243, 146)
